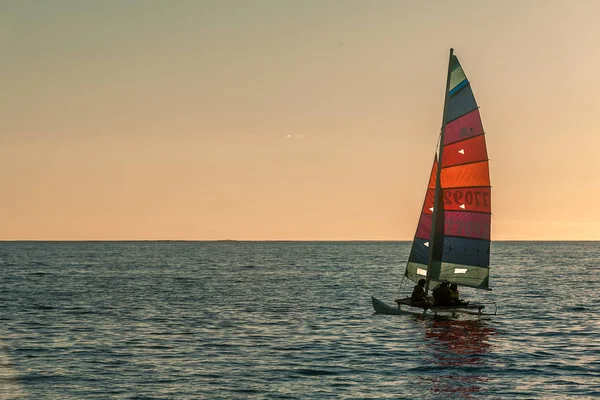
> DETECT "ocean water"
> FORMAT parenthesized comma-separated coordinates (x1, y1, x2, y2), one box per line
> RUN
(0, 241, 599, 399)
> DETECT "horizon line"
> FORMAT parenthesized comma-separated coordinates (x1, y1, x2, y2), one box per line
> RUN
(1, 239, 599, 243)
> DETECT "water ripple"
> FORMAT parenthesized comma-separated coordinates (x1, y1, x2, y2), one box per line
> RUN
(0, 241, 599, 399)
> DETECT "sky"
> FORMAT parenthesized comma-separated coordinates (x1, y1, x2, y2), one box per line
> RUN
(1, 0, 600, 241)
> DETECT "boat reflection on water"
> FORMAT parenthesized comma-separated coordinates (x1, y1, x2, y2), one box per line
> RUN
(0, 339, 25, 398)
(419, 318, 496, 398)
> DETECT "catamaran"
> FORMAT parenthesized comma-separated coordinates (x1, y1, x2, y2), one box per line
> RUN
(372, 49, 496, 316)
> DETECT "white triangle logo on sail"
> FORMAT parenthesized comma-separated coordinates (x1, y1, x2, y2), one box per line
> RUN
(459, 204, 466, 209)
(424, 241, 429, 247)
(458, 149, 465, 154)
(429, 207, 434, 212)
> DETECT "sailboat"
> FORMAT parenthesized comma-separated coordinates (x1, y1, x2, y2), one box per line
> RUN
(372, 49, 496, 316)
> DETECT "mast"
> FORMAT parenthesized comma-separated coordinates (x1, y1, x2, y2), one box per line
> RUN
(424, 48, 454, 295)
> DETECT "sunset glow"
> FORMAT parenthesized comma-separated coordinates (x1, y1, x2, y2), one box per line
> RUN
(2, 0, 600, 240)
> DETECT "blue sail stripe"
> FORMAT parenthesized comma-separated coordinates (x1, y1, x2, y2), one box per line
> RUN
(448, 79, 468, 96)
(446, 84, 478, 123)
(439, 236, 490, 267)
(408, 238, 429, 265)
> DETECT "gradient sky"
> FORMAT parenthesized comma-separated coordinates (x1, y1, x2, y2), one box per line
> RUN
(2, 0, 600, 240)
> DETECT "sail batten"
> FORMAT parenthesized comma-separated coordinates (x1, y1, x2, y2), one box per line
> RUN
(441, 185, 491, 190)
(446, 209, 491, 216)
(444, 133, 485, 147)
(441, 159, 490, 170)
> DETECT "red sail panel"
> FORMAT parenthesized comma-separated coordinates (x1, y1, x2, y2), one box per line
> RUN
(421, 188, 435, 214)
(442, 135, 488, 168)
(428, 158, 438, 189)
(441, 161, 490, 188)
(444, 211, 491, 240)
(442, 187, 491, 213)
(444, 109, 484, 146)
(415, 213, 432, 240)
(414, 158, 438, 240)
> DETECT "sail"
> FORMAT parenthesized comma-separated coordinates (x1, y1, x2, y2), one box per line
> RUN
(434, 53, 491, 289)
(405, 158, 438, 284)
(406, 52, 491, 290)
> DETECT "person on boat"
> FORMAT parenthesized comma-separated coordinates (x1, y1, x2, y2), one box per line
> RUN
(410, 278, 431, 309)
(449, 283, 470, 306)
(432, 281, 452, 307)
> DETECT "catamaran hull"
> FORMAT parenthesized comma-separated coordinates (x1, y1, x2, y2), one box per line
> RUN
(371, 296, 494, 316)
(371, 296, 426, 316)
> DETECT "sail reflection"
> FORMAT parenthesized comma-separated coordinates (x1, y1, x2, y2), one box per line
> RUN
(0, 339, 26, 398)
(419, 318, 496, 398)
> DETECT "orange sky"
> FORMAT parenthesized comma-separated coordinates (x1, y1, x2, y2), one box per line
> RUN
(2, 0, 600, 240)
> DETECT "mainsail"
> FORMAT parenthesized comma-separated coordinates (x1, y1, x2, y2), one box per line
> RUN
(405, 50, 491, 291)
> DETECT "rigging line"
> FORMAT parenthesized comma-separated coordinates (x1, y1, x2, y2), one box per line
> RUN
(399, 274, 409, 296)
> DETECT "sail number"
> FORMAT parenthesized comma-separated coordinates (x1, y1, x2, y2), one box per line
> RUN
(445, 218, 489, 239)
(443, 189, 489, 208)
(459, 127, 474, 138)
